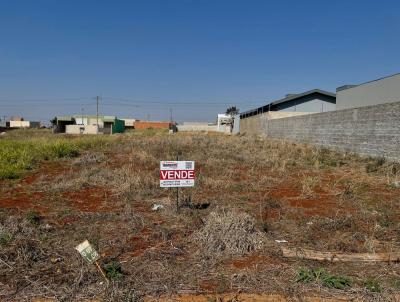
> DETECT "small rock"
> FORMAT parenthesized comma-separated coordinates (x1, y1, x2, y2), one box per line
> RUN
(51, 257, 63, 264)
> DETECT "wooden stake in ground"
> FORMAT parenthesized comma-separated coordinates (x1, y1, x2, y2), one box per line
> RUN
(94, 260, 109, 284)
(75, 240, 109, 284)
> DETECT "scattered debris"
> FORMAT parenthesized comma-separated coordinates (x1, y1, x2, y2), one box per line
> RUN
(152, 204, 164, 211)
(50, 257, 63, 263)
(391, 181, 400, 188)
(43, 223, 53, 230)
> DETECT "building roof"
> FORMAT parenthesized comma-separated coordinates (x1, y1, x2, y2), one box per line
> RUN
(270, 89, 335, 107)
(240, 89, 336, 118)
(336, 72, 400, 92)
(56, 115, 118, 122)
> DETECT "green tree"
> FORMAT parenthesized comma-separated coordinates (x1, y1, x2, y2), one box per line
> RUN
(225, 106, 239, 133)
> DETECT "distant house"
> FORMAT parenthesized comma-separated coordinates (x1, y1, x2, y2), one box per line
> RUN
(336, 73, 400, 110)
(8, 117, 40, 128)
(217, 114, 231, 132)
(54, 115, 125, 134)
(177, 113, 231, 133)
(120, 118, 136, 129)
(240, 89, 336, 120)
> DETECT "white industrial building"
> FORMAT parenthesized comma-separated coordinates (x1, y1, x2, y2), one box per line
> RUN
(177, 113, 232, 133)
(8, 117, 40, 128)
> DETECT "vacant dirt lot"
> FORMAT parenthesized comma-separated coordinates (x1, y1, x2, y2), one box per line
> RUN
(1, 130, 400, 301)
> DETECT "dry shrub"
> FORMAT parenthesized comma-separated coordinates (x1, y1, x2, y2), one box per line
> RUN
(192, 209, 267, 256)
(301, 176, 320, 198)
(0, 216, 45, 264)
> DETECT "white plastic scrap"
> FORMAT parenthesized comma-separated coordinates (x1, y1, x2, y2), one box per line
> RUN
(275, 239, 288, 243)
(152, 204, 164, 211)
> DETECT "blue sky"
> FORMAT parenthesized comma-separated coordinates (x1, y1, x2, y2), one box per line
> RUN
(0, 0, 399, 123)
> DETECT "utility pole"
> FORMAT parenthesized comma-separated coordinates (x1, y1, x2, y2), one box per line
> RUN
(170, 108, 173, 123)
(96, 96, 99, 127)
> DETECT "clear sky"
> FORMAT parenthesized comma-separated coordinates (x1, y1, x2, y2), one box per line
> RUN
(0, 0, 399, 123)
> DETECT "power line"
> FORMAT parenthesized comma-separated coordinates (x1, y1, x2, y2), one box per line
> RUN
(0, 97, 266, 106)
(0, 97, 94, 102)
(104, 97, 263, 105)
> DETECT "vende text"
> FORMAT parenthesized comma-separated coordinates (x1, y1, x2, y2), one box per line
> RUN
(160, 170, 195, 180)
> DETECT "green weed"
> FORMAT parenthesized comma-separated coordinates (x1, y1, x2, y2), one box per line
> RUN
(0, 232, 13, 245)
(322, 274, 352, 289)
(296, 267, 351, 290)
(104, 260, 124, 280)
(0, 135, 114, 179)
(26, 211, 41, 225)
(364, 279, 382, 293)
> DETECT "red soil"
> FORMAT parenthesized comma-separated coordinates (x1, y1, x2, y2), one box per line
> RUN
(0, 189, 45, 212)
(62, 187, 114, 212)
(231, 253, 269, 269)
(199, 280, 218, 292)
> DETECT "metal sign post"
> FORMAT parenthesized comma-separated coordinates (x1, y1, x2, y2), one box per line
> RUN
(176, 155, 179, 213)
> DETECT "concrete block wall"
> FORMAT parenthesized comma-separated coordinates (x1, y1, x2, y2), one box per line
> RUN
(177, 123, 219, 132)
(66, 125, 99, 135)
(241, 101, 400, 161)
(239, 111, 314, 135)
(239, 112, 269, 135)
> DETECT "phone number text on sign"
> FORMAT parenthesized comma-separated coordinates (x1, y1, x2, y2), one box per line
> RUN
(160, 161, 195, 188)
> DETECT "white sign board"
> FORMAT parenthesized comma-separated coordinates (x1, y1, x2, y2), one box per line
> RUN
(75, 240, 100, 263)
(160, 161, 195, 188)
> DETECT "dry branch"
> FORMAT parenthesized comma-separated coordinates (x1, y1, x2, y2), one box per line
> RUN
(281, 246, 400, 262)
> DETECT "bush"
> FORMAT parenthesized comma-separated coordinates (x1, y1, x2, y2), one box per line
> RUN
(365, 157, 386, 173)
(26, 211, 41, 225)
(104, 260, 124, 280)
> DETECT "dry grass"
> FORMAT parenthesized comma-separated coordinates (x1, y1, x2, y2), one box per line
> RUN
(300, 176, 320, 198)
(192, 209, 267, 256)
(1, 131, 400, 301)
